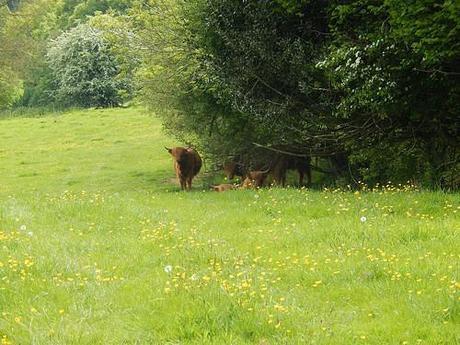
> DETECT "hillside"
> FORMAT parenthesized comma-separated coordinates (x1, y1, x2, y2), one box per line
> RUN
(0, 108, 459, 344)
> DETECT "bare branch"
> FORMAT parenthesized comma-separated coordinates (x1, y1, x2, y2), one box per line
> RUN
(413, 68, 460, 77)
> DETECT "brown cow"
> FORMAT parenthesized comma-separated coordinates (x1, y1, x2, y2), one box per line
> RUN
(166, 147, 202, 190)
(242, 170, 269, 189)
(272, 155, 312, 187)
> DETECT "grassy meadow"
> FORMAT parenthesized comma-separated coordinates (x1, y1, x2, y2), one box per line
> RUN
(0, 108, 459, 344)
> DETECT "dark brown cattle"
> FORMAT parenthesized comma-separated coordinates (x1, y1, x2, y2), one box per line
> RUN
(223, 158, 246, 180)
(272, 155, 312, 187)
(166, 147, 202, 190)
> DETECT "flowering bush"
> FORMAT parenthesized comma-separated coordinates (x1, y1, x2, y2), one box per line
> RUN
(46, 23, 132, 107)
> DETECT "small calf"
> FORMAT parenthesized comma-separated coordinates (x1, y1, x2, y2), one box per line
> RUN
(212, 183, 236, 192)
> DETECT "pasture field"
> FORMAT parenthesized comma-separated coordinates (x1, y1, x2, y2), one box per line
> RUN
(0, 108, 459, 345)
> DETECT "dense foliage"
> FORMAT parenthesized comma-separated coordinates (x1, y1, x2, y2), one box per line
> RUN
(323, 0, 460, 187)
(134, 0, 459, 188)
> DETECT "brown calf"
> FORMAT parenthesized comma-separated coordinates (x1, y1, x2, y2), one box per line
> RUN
(166, 147, 202, 190)
(212, 183, 236, 192)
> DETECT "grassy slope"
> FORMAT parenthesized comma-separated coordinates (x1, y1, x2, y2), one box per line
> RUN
(0, 108, 459, 345)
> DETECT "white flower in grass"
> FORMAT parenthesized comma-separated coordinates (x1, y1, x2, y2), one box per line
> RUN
(360, 216, 367, 223)
(164, 265, 173, 274)
(27, 231, 33, 237)
(191, 274, 198, 281)
(20, 225, 27, 231)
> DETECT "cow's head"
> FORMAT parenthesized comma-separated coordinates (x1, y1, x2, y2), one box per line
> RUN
(223, 161, 237, 180)
(166, 147, 190, 163)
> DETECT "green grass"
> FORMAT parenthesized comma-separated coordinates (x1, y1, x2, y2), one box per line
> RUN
(0, 107, 459, 344)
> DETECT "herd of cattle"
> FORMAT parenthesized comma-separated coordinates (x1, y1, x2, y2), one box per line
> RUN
(166, 146, 312, 191)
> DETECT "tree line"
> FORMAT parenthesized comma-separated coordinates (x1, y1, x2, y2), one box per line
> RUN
(1, 0, 458, 188)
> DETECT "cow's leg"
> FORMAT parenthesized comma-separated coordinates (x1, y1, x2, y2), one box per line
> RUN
(306, 167, 312, 186)
(180, 177, 186, 190)
(274, 169, 285, 186)
(277, 170, 286, 187)
(299, 170, 304, 186)
(187, 177, 193, 190)
(175, 163, 183, 190)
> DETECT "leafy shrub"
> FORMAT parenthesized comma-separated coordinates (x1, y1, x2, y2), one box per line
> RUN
(0, 67, 23, 109)
(46, 23, 131, 107)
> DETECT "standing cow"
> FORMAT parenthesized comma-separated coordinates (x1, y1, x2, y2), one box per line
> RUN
(272, 155, 312, 187)
(223, 159, 246, 180)
(166, 147, 202, 190)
